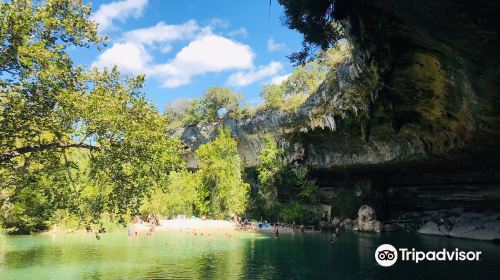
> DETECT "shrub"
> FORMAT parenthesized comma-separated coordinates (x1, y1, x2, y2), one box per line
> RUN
(280, 202, 304, 223)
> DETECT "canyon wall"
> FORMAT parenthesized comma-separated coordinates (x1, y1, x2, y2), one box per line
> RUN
(174, 0, 500, 215)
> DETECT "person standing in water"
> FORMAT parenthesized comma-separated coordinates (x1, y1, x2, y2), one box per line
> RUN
(274, 223, 279, 238)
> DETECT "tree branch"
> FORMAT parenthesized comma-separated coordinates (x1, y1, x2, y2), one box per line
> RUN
(0, 142, 100, 163)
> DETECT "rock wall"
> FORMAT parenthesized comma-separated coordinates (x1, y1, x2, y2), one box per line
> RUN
(174, 0, 500, 215)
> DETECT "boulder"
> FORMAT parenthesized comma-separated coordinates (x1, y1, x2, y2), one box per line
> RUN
(340, 218, 354, 230)
(418, 221, 449, 236)
(331, 217, 340, 227)
(356, 205, 383, 233)
(358, 220, 382, 233)
(449, 213, 484, 237)
(358, 205, 376, 223)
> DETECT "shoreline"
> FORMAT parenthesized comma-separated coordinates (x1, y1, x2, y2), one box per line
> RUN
(39, 218, 321, 236)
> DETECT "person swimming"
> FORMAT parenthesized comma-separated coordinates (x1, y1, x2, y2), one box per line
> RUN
(330, 233, 337, 244)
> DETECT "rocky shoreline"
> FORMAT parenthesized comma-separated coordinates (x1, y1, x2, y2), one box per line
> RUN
(324, 205, 500, 242)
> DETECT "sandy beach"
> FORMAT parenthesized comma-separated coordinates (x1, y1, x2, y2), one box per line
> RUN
(130, 218, 318, 236)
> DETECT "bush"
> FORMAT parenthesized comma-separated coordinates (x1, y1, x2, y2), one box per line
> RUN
(140, 171, 199, 218)
(279, 202, 304, 223)
(0, 188, 54, 234)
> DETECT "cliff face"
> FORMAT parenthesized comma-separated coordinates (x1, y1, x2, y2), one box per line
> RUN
(175, 0, 500, 214)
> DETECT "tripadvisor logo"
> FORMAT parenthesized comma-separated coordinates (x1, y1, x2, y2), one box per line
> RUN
(375, 244, 398, 267)
(375, 244, 482, 267)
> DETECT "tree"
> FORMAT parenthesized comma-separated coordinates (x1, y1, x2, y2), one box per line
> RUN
(260, 60, 327, 112)
(293, 166, 318, 203)
(280, 202, 304, 223)
(260, 84, 285, 110)
(282, 61, 327, 96)
(201, 87, 241, 122)
(195, 127, 249, 217)
(257, 136, 285, 211)
(140, 170, 199, 218)
(0, 0, 183, 233)
(164, 97, 207, 128)
(256, 136, 318, 218)
(278, 0, 347, 65)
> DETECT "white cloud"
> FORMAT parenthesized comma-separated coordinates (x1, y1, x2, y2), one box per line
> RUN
(123, 20, 199, 46)
(228, 27, 248, 38)
(227, 61, 283, 87)
(270, 73, 291, 85)
(92, 42, 152, 74)
(267, 37, 286, 52)
(93, 33, 254, 88)
(91, 0, 148, 32)
(155, 35, 254, 88)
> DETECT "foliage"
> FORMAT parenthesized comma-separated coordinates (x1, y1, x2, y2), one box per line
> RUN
(293, 166, 318, 203)
(140, 128, 251, 219)
(0, 0, 184, 233)
(201, 87, 241, 122)
(257, 136, 285, 211)
(164, 87, 243, 129)
(195, 127, 250, 217)
(283, 61, 327, 96)
(279, 202, 304, 223)
(0, 183, 54, 233)
(164, 98, 207, 128)
(140, 170, 200, 218)
(317, 42, 352, 70)
(255, 136, 319, 217)
(260, 60, 327, 112)
(260, 84, 285, 110)
(278, 0, 346, 65)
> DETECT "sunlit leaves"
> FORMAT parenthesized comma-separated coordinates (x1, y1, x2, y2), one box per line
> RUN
(195, 127, 249, 217)
(0, 1, 183, 233)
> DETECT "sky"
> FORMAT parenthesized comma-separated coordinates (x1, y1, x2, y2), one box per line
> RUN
(72, 0, 303, 111)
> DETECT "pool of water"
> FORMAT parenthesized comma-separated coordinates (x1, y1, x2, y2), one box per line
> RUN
(1, 230, 499, 279)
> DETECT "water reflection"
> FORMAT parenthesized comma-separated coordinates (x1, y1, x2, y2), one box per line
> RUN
(0, 231, 499, 279)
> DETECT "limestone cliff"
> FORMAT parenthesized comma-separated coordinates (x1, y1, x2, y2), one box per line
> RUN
(174, 0, 500, 214)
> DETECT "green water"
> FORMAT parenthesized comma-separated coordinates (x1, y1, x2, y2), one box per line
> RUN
(1, 231, 499, 279)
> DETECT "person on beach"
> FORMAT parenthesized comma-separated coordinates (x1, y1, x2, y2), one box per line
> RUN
(147, 222, 156, 236)
(274, 223, 280, 238)
(300, 224, 305, 234)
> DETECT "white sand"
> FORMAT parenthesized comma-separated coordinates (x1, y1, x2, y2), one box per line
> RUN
(132, 218, 237, 233)
(132, 219, 317, 235)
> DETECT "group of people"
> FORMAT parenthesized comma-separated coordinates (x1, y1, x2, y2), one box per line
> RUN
(128, 213, 162, 238)
(272, 222, 307, 238)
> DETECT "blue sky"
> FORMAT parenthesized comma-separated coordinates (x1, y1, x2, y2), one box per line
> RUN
(72, 0, 303, 111)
